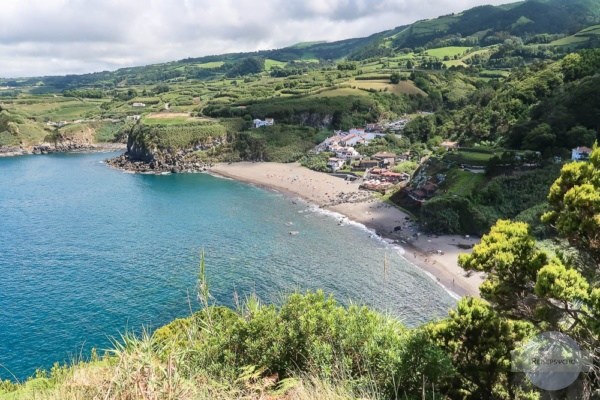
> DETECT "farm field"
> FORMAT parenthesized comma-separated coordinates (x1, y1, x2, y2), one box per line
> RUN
(425, 46, 472, 58)
(350, 79, 427, 96)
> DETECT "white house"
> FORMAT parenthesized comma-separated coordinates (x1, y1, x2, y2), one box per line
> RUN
(340, 133, 361, 146)
(335, 147, 360, 161)
(572, 146, 592, 160)
(327, 157, 345, 171)
(132, 102, 146, 107)
(253, 118, 275, 128)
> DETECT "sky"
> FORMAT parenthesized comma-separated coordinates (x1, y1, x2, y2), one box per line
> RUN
(0, 0, 510, 78)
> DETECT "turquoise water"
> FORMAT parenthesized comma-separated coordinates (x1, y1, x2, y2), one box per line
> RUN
(0, 152, 455, 380)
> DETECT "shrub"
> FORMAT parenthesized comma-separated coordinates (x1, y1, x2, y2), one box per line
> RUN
(420, 195, 488, 235)
(153, 290, 451, 398)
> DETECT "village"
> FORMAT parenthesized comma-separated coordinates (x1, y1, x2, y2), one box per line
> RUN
(306, 118, 595, 199)
(308, 119, 415, 194)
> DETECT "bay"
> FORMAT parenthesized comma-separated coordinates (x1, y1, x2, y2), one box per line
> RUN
(0, 152, 455, 380)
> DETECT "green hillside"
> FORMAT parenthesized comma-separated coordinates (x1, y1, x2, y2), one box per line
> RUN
(2, 0, 599, 89)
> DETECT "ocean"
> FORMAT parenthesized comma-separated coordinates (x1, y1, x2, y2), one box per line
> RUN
(0, 152, 455, 380)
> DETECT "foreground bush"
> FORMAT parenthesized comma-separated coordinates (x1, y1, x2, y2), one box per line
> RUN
(153, 290, 454, 399)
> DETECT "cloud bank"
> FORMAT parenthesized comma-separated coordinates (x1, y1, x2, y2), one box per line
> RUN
(0, 0, 509, 78)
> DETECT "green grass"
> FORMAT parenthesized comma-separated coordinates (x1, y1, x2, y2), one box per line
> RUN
(311, 88, 368, 98)
(425, 46, 472, 58)
(3, 98, 107, 120)
(549, 35, 590, 47)
(387, 53, 416, 61)
(142, 117, 190, 125)
(196, 61, 225, 69)
(578, 24, 600, 34)
(350, 79, 427, 96)
(265, 59, 287, 71)
(479, 69, 510, 78)
(444, 60, 468, 68)
(444, 168, 487, 196)
(444, 149, 496, 166)
(94, 122, 123, 142)
(548, 24, 600, 47)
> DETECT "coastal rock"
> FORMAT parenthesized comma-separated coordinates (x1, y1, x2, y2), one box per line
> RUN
(106, 124, 222, 174)
(106, 147, 211, 174)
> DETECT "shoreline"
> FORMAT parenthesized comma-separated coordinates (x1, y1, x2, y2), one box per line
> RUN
(208, 162, 484, 298)
(0, 143, 126, 158)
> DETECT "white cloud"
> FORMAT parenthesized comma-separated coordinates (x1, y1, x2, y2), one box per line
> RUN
(0, 0, 509, 78)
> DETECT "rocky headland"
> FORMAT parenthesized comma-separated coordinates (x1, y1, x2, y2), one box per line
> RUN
(106, 149, 211, 173)
(105, 119, 227, 173)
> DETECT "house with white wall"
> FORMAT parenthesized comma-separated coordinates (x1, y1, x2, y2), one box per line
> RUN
(572, 146, 592, 160)
(253, 118, 275, 128)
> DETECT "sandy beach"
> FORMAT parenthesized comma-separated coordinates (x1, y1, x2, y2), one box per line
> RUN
(208, 162, 484, 298)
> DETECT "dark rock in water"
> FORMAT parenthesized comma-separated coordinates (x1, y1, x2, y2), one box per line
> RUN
(394, 226, 402, 232)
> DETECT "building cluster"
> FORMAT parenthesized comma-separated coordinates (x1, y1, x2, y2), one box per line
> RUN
(381, 119, 409, 133)
(315, 128, 392, 169)
(312, 123, 415, 193)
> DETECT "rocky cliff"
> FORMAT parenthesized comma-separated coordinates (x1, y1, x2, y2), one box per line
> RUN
(106, 121, 227, 173)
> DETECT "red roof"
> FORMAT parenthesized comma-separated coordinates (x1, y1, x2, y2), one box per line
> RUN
(574, 146, 593, 153)
(381, 171, 403, 177)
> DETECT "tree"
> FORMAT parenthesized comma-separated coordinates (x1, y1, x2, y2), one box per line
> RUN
(460, 217, 600, 394)
(428, 297, 535, 400)
(565, 125, 597, 149)
(543, 144, 600, 262)
(153, 84, 170, 94)
(398, 330, 455, 398)
(390, 71, 401, 84)
(226, 57, 265, 77)
(406, 59, 414, 70)
(459, 220, 547, 316)
(521, 123, 555, 151)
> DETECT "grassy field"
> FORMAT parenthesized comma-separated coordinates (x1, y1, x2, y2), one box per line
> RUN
(444, 168, 487, 196)
(3, 98, 107, 120)
(444, 149, 497, 166)
(142, 113, 217, 126)
(549, 35, 590, 47)
(350, 79, 427, 96)
(196, 61, 225, 69)
(311, 88, 369, 98)
(548, 24, 600, 47)
(264, 59, 287, 71)
(579, 24, 600, 34)
(443, 59, 468, 68)
(425, 46, 472, 58)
